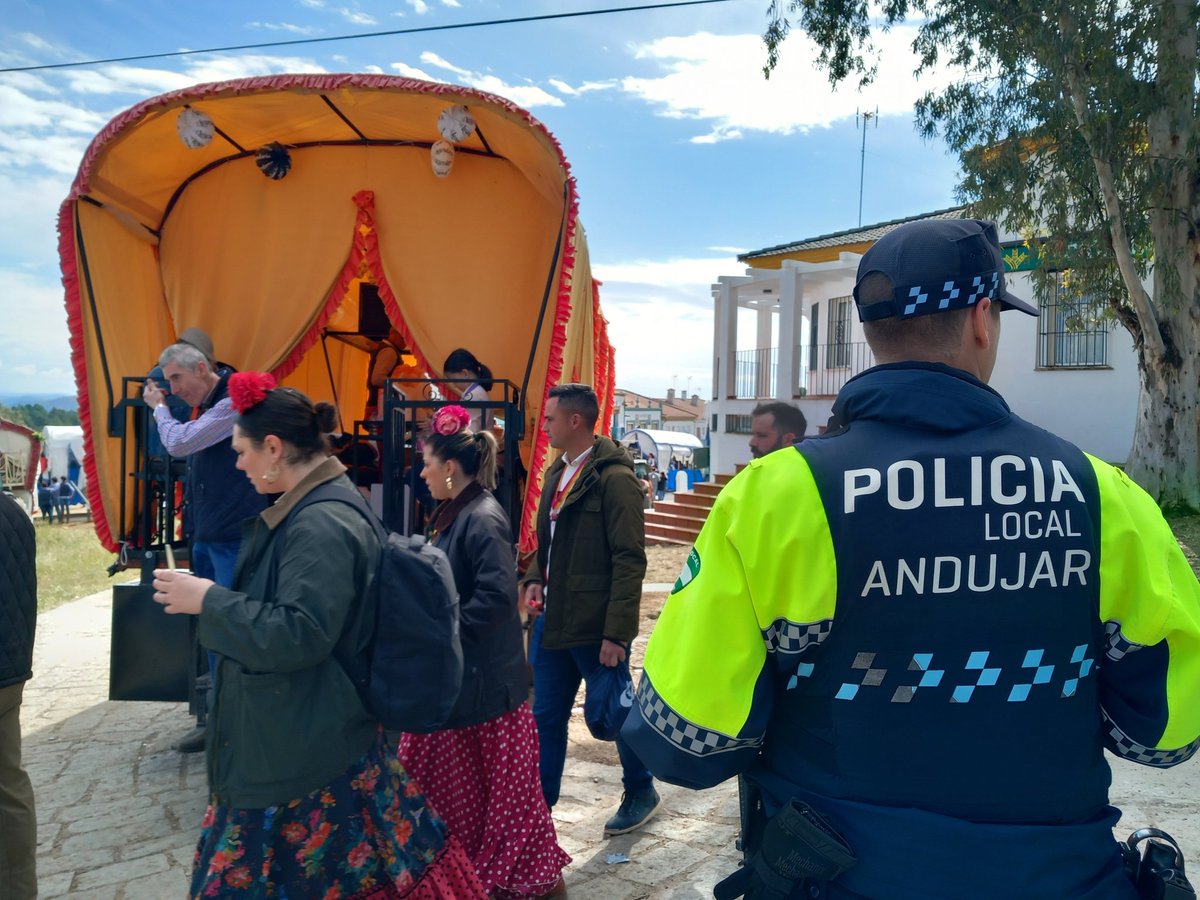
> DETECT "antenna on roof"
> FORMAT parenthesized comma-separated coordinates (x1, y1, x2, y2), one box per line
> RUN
(855, 107, 879, 228)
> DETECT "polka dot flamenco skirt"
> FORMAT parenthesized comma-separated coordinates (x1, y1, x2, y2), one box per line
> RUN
(398, 703, 571, 899)
(190, 731, 486, 898)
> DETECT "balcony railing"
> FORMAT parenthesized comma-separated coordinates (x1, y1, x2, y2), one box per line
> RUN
(731, 342, 875, 399)
(733, 347, 778, 399)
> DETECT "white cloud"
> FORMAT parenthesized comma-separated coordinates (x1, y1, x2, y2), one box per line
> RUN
(548, 79, 578, 96)
(362, 64, 384, 75)
(591, 254, 738, 396)
(19, 33, 53, 52)
(412, 52, 564, 108)
(62, 65, 195, 97)
(246, 22, 321, 36)
(339, 8, 378, 26)
(391, 62, 436, 81)
(406, 0, 431, 12)
(440, 0, 461, 6)
(299, 0, 325, 7)
(0, 268, 75, 394)
(594, 256, 734, 292)
(621, 28, 958, 143)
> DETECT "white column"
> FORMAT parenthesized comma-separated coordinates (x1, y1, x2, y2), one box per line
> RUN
(777, 266, 802, 401)
(716, 279, 740, 399)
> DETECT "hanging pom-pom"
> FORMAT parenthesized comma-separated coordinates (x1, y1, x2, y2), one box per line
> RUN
(256, 142, 292, 180)
(437, 104, 475, 143)
(431, 140, 455, 178)
(176, 107, 214, 149)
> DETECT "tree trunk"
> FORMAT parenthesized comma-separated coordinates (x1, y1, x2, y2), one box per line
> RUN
(1126, 303, 1200, 510)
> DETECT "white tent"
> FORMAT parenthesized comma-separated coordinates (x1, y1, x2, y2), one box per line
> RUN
(619, 428, 704, 466)
(42, 425, 87, 500)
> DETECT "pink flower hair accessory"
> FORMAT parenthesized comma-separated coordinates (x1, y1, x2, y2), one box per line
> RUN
(432, 405, 471, 436)
(229, 372, 277, 414)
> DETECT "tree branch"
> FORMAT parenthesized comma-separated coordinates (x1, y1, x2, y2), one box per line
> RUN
(1058, 8, 1164, 358)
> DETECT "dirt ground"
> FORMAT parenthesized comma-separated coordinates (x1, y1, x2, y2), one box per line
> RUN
(644, 542, 692, 584)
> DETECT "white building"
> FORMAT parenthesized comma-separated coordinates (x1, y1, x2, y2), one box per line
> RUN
(709, 208, 1140, 474)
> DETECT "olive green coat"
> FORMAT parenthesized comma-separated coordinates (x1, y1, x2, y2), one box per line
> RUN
(199, 459, 379, 808)
(521, 436, 647, 649)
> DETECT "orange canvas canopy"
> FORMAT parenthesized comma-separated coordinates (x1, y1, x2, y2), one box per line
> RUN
(59, 74, 616, 554)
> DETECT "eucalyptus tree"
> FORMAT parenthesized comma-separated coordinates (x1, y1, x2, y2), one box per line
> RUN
(766, 0, 1199, 510)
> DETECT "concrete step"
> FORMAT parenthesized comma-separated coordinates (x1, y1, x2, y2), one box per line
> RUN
(692, 482, 724, 499)
(714, 472, 735, 486)
(672, 492, 716, 510)
(645, 520, 700, 546)
(646, 505, 709, 529)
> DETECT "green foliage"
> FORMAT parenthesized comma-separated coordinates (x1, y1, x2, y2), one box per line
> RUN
(0, 402, 80, 432)
(35, 520, 116, 613)
(766, 0, 1200, 510)
(763, 0, 1197, 330)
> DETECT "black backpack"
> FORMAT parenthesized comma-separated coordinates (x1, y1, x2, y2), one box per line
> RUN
(283, 482, 464, 733)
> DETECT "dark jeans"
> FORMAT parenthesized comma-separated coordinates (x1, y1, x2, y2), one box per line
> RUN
(191, 540, 241, 716)
(529, 614, 654, 807)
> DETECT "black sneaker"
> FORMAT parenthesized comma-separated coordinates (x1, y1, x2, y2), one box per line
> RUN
(603, 787, 662, 836)
(174, 725, 207, 754)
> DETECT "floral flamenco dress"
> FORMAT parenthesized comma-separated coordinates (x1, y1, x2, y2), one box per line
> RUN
(188, 460, 487, 899)
(191, 731, 485, 899)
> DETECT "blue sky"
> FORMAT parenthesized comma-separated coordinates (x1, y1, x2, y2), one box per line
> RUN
(0, 0, 961, 399)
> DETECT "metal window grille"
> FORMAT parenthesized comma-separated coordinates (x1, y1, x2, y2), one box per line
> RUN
(827, 296, 852, 368)
(726, 414, 753, 434)
(1038, 273, 1110, 368)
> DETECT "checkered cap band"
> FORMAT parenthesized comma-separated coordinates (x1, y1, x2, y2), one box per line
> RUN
(634, 679, 761, 758)
(762, 617, 833, 655)
(1103, 709, 1199, 768)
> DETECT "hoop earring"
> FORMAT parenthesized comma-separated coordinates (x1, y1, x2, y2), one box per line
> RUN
(261, 463, 281, 484)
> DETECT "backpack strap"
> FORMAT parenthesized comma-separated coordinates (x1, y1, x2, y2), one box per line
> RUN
(276, 480, 387, 703)
(281, 480, 387, 544)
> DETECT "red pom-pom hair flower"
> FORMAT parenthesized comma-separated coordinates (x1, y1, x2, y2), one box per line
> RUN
(229, 372, 277, 414)
(432, 405, 471, 436)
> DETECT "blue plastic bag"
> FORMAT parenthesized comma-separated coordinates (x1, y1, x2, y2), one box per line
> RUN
(584, 658, 636, 741)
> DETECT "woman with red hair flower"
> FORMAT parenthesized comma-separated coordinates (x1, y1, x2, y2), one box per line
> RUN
(399, 405, 570, 899)
(151, 375, 486, 899)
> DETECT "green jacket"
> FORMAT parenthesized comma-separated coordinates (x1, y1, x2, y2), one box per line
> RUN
(199, 459, 379, 808)
(521, 436, 646, 649)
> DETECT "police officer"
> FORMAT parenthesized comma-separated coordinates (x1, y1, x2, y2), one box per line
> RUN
(622, 219, 1200, 899)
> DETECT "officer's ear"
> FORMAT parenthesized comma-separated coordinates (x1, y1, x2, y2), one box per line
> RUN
(969, 298, 997, 351)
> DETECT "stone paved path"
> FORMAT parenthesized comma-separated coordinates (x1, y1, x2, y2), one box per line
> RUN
(22, 587, 1200, 898)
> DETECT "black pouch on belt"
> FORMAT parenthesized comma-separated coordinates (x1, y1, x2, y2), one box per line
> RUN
(1119, 828, 1196, 900)
(714, 798, 856, 900)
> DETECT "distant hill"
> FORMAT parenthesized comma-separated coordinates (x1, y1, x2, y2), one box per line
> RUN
(0, 393, 78, 412)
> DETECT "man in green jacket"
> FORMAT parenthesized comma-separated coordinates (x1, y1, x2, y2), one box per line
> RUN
(520, 383, 659, 836)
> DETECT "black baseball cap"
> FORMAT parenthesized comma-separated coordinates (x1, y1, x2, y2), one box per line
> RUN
(853, 218, 1038, 321)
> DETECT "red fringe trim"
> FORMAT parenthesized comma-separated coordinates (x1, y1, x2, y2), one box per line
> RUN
(518, 180, 581, 555)
(58, 202, 120, 552)
(272, 190, 374, 381)
(59, 74, 590, 556)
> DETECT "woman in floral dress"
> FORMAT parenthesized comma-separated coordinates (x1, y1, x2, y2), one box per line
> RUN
(152, 374, 486, 899)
